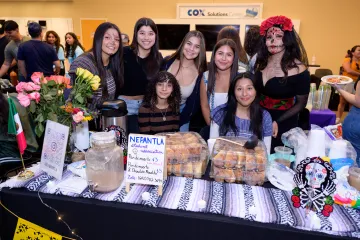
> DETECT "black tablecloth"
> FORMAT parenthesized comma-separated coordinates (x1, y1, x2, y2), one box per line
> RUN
(0, 188, 356, 240)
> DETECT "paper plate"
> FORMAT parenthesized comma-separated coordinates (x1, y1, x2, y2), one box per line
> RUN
(267, 162, 296, 191)
(321, 75, 353, 85)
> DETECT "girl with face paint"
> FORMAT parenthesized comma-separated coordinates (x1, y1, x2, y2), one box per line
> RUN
(254, 16, 310, 153)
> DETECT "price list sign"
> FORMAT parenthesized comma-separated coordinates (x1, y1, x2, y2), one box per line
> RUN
(125, 134, 166, 194)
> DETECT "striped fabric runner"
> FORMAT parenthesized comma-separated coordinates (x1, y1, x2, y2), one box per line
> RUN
(1, 164, 360, 238)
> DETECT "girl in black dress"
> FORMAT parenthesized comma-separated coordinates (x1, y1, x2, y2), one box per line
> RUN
(254, 16, 310, 152)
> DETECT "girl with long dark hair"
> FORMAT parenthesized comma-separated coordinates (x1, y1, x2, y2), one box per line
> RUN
(244, 25, 261, 73)
(200, 39, 239, 126)
(138, 71, 181, 134)
(210, 72, 272, 154)
(254, 15, 310, 152)
(65, 32, 85, 65)
(45, 30, 65, 75)
(336, 45, 360, 123)
(119, 17, 163, 134)
(217, 26, 248, 73)
(69, 22, 124, 111)
(162, 30, 207, 131)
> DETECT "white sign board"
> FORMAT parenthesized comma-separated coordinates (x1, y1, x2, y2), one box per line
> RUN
(40, 120, 69, 180)
(177, 3, 263, 19)
(126, 134, 166, 186)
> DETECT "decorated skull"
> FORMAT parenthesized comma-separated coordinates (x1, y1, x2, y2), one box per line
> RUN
(305, 163, 327, 188)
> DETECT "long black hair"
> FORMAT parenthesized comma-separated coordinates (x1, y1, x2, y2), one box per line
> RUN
(207, 38, 239, 96)
(244, 26, 261, 58)
(45, 30, 64, 54)
(142, 71, 181, 115)
(0, 86, 9, 134)
(256, 25, 308, 80)
(347, 45, 360, 65)
(217, 72, 264, 139)
(91, 22, 124, 97)
(65, 32, 85, 58)
(217, 26, 248, 64)
(168, 30, 207, 75)
(130, 18, 162, 80)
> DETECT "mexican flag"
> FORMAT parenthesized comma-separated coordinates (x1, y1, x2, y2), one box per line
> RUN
(8, 97, 27, 155)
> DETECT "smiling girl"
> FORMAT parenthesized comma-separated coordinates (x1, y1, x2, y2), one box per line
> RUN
(65, 32, 85, 65)
(119, 18, 163, 134)
(138, 71, 181, 135)
(45, 30, 65, 75)
(210, 72, 272, 154)
(162, 30, 207, 131)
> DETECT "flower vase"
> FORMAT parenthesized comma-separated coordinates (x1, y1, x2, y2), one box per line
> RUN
(74, 121, 90, 150)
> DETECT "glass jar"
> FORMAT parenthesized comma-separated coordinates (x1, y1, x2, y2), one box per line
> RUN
(85, 132, 124, 192)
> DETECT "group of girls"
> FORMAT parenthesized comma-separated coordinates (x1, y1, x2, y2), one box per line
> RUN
(64, 15, 312, 154)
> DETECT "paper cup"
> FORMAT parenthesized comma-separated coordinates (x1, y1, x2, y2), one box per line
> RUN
(306, 129, 326, 157)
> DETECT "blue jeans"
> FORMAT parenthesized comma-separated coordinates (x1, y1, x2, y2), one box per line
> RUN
(118, 97, 143, 134)
(343, 106, 360, 166)
(179, 103, 189, 132)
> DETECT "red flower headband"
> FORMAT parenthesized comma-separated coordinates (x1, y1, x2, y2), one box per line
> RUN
(260, 16, 293, 36)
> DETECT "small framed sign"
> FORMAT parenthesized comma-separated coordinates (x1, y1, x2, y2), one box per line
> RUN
(125, 134, 167, 195)
(40, 120, 69, 180)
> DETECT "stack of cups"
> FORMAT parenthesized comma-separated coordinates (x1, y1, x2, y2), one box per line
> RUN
(328, 140, 347, 159)
(306, 129, 326, 157)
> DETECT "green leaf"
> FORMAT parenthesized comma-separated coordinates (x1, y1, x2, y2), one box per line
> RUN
(35, 113, 44, 123)
(49, 88, 58, 96)
(35, 123, 44, 137)
(75, 95, 84, 104)
(29, 101, 36, 113)
(47, 80, 56, 87)
(43, 94, 53, 101)
(48, 112, 58, 122)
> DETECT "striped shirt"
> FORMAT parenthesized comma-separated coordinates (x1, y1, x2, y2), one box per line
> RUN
(138, 105, 179, 135)
(211, 103, 273, 138)
(69, 52, 116, 111)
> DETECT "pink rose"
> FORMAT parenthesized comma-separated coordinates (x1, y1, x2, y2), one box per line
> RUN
(17, 93, 31, 107)
(28, 92, 41, 103)
(55, 76, 64, 84)
(42, 77, 49, 84)
(23, 82, 41, 92)
(72, 111, 84, 123)
(16, 82, 26, 93)
(31, 72, 43, 85)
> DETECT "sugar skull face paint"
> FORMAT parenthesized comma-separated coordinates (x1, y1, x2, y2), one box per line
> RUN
(266, 27, 285, 54)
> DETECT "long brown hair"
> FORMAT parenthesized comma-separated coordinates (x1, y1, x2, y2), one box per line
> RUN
(168, 30, 207, 75)
(130, 18, 162, 81)
(217, 26, 248, 64)
(45, 30, 63, 53)
(207, 39, 239, 96)
(65, 32, 85, 58)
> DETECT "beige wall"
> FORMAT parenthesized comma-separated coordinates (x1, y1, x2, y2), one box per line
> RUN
(1, 0, 359, 73)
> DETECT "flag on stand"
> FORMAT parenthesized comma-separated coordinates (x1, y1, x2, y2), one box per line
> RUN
(7, 97, 27, 155)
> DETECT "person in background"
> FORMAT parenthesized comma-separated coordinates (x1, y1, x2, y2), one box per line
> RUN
(162, 30, 207, 131)
(17, 22, 60, 82)
(0, 22, 10, 80)
(210, 72, 272, 154)
(0, 20, 31, 82)
(119, 17, 163, 134)
(69, 22, 123, 112)
(217, 26, 248, 73)
(45, 30, 66, 76)
(121, 33, 130, 47)
(336, 45, 360, 124)
(254, 15, 309, 152)
(244, 25, 261, 73)
(334, 77, 360, 165)
(65, 32, 85, 65)
(138, 71, 181, 134)
(200, 39, 239, 141)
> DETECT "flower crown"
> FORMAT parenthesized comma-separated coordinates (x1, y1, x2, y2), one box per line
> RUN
(260, 16, 293, 36)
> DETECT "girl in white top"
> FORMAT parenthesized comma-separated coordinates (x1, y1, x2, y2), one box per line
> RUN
(65, 32, 85, 65)
(200, 38, 239, 126)
(163, 31, 207, 131)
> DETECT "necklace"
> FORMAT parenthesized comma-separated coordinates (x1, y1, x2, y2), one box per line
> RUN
(158, 106, 168, 121)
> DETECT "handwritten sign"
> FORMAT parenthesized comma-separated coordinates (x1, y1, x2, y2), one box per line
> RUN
(126, 134, 166, 187)
(40, 120, 69, 180)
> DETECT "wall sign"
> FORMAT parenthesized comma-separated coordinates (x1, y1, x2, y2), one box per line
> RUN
(177, 3, 263, 19)
(125, 134, 166, 195)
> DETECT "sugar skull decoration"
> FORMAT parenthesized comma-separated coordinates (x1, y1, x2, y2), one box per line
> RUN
(104, 125, 128, 163)
(291, 157, 336, 217)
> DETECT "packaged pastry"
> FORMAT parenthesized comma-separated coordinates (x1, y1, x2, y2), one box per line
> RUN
(156, 132, 209, 178)
(210, 136, 268, 186)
